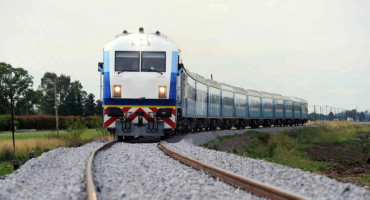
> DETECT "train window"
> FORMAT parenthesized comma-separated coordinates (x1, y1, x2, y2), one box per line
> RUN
(249, 96, 260, 110)
(276, 103, 283, 110)
(236, 98, 246, 108)
(222, 95, 233, 107)
(210, 93, 219, 105)
(263, 99, 273, 110)
(264, 102, 272, 110)
(141, 52, 166, 72)
(187, 85, 196, 101)
(115, 51, 140, 72)
(203, 90, 207, 103)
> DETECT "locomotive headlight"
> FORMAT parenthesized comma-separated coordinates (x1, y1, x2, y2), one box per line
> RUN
(158, 86, 167, 98)
(113, 85, 121, 97)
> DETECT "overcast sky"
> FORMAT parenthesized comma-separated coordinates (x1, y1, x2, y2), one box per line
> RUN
(0, 0, 369, 113)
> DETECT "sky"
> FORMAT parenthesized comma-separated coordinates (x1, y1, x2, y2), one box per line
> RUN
(0, 0, 369, 113)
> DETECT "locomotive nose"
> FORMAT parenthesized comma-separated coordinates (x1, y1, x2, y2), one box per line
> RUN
(111, 73, 170, 99)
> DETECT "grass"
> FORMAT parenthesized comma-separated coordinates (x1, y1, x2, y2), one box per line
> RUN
(0, 162, 13, 177)
(203, 121, 370, 173)
(0, 128, 113, 177)
(234, 132, 332, 172)
(0, 132, 51, 140)
(285, 121, 365, 144)
(352, 174, 370, 184)
(0, 129, 50, 134)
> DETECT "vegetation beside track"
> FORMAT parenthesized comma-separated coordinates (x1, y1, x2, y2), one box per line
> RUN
(203, 122, 370, 189)
(0, 124, 113, 177)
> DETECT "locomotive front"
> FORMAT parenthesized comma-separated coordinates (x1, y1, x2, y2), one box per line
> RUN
(99, 28, 180, 140)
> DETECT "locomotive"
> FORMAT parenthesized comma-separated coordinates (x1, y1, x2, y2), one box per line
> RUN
(98, 28, 308, 141)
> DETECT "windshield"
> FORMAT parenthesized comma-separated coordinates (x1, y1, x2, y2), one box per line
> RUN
(141, 52, 166, 72)
(115, 51, 139, 72)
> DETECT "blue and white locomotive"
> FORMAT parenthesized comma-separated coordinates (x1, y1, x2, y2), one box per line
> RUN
(98, 28, 308, 141)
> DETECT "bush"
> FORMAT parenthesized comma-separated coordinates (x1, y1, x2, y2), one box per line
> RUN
(257, 132, 271, 145)
(0, 147, 14, 161)
(0, 115, 19, 131)
(65, 118, 87, 139)
(0, 115, 102, 131)
(96, 126, 109, 136)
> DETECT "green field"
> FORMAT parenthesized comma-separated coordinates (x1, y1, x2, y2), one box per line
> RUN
(203, 122, 370, 188)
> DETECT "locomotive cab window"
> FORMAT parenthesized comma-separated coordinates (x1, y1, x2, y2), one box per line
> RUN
(115, 51, 140, 72)
(141, 52, 166, 72)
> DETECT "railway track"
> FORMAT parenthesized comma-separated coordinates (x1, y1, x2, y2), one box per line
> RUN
(158, 142, 306, 200)
(86, 141, 117, 200)
(86, 138, 306, 200)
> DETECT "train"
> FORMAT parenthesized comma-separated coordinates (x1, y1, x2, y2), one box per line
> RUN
(98, 28, 308, 141)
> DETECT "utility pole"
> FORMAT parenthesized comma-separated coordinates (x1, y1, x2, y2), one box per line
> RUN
(314, 105, 316, 124)
(326, 106, 328, 121)
(342, 108, 344, 120)
(54, 76, 59, 136)
(333, 107, 336, 120)
(10, 73, 15, 155)
(100, 69, 104, 126)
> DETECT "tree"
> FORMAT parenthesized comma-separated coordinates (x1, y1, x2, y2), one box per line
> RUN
(15, 89, 42, 115)
(95, 100, 103, 116)
(59, 81, 86, 116)
(84, 93, 96, 116)
(57, 74, 71, 104)
(328, 112, 334, 121)
(40, 90, 56, 115)
(359, 112, 366, 122)
(0, 62, 33, 114)
(39, 72, 89, 116)
(40, 72, 57, 92)
(40, 72, 72, 114)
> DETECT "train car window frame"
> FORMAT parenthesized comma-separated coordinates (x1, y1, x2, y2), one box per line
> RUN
(285, 101, 293, 111)
(263, 98, 273, 110)
(275, 99, 284, 111)
(294, 105, 300, 112)
(249, 96, 260, 110)
(141, 51, 166, 72)
(236, 98, 246, 109)
(115, 51, 140, 72)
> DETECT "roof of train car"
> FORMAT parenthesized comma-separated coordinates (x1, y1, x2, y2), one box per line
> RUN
(245, 89, 261, 97)
(232, 86, 247, 95)
(105, 30, 179, 52)
(183, 65, 308, 103)
(284, 96, 296, 101)
(290, 96, 307, 104)
(219, 83, 237, 94)
(270, 93, 285, 100)
(259, 91, 274, 98)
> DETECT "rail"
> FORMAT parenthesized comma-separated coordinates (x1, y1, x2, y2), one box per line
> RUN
(158, 142, 306, 200)
(86, 141, 117, 200)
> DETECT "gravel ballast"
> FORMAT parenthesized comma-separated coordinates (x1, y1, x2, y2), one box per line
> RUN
(93, 141, 263, 200)
(1, 126, 369, 200)
(0, 141, 105, 200)
(166, 127, 370, 200)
